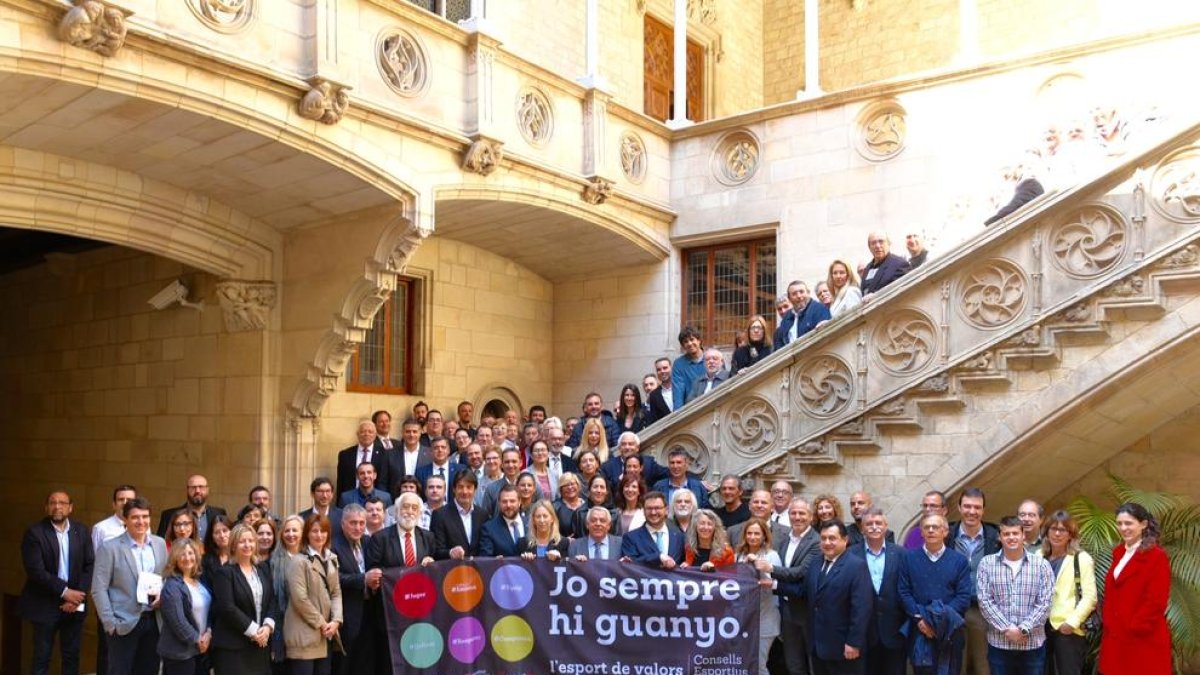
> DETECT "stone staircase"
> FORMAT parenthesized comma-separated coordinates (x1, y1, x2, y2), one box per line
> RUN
(641, 120, 1200, 525)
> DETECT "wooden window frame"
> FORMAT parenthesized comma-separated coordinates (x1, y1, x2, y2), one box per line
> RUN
(681, 238, 777, 348)
(346, 278, 416, 395)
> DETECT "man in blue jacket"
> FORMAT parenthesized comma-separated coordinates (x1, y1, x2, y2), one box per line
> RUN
(860, 233, 911, 299)
(805, 520, 873, 675)
(620, 492, 684, 569)
(775, 280, 831, 349)
(847, 508, 908, 675)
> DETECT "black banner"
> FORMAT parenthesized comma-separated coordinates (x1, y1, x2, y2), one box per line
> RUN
(381, 558, 761, 675)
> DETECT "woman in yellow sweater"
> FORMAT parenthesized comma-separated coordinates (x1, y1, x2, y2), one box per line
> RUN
(1037, 510, 1097, 675)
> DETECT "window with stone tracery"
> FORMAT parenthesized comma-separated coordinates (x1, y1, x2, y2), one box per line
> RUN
(683, 239, 776, 347)
(347, 278, 414, 394)
(406, 0, 470, 23)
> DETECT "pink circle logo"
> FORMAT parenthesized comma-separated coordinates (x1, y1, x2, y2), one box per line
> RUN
(447, 616, 486, 663)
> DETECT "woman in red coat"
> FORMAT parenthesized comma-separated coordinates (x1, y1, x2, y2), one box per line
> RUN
(1099, 502, 1171, 675)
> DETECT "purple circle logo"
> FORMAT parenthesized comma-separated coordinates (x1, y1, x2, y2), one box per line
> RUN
(447, 616, 486, 663)
(488, 564, 534, 610)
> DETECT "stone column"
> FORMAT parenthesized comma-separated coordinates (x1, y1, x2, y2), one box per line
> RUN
(797, 0, 822, 98)
(667, 0, 691, 129)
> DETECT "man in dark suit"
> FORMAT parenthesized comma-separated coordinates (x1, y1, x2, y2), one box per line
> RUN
(601, 432, 668, 488)
(370, 409, 399, 453)
(847, 491, 895, 546)
(806, 520, 873, 675)
(728, 489, 791, 548)
(847, 508, 907, 675)
(772, 498, 821, 675)
(620, 492, 684, 569)
(19, 490, 93, 675)
(432, 472, 484, 560)
(478, 485, 528, 558)
(775, 280, 832, 349)
(414, 436, 461, 491)
(686, 348, 731, 404)
(383, 418, 432, 493)
(156, 474, 226, 542)
(860, 233, 911, 299)
(984, 166, 1045, 226)
(569, 507, 623, 561)
(338, 462, 392, 509)
(331, 504, 378, 675)
(365, 492, 435, 569)
(299, 477, 343, 530)
(644, 358, 676, 425)
(336, 419, 391, 500)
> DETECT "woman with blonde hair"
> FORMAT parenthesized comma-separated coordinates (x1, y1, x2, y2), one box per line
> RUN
(731, 315, 773, 376)
(827, 259, 862, 318)
(284, 515, 342, 674)
(735, 518, 782, 675)
(210, 524, 274, 675)
(520, 500, 569, 561)
(269, 515, 304, 668)
(158, 538, 212, 675)
(576, 417, 610, 463)
(683, 509, 735, 571)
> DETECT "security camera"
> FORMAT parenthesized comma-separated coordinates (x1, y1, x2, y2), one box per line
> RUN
(147, 280, 203, 311)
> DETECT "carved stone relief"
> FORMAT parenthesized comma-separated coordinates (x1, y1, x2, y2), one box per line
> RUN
(216, 280, 276, 332)
(1158, 244, 1200, 270)
(186, 0, 254, 33)
(687, 0, 718, 25)
(462, 137, 504, 176)
(724, 397, 779, 457)
(855, 99, 907, 161)
(794, 355, 854, 417)
(59, 0, 130, 57)
(958, 259, 1028, 329)
(1150, 148, 1200, 222)
(581, 177, 614, 205)
(377, 28, 429, 97)
(873, 308, 938, 374)
(712, 130, 760, 186)
(619, 132, 647, 184)
(1005, 325, 1042, 347)
(1105, 274, 1144, 297)
(298, 77, 350, 125)
(1048, 205, 1127, 278)
(1057, 301, 1093, 323)
(516, 87, 553, 147)
(659, 433, 711, 476)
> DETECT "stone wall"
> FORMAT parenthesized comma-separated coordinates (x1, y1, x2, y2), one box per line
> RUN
(762, 0, 805, 105)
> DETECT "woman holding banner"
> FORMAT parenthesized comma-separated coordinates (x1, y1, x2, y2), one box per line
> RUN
(520, 501, 569, 561)
(736, 518, 781, 675)
(683, 509, 734, 571)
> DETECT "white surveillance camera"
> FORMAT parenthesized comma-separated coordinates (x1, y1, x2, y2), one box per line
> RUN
(147, 280, 203, 311)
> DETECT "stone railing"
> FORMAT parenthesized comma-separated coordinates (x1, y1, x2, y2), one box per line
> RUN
(639, 119, 1200, 485)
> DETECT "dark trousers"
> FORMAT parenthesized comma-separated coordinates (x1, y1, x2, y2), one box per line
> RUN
(780, 607, 812, 675)
(95, 615, 109, 675)
(31, 612, 84, 675)
(865, 643, 906, 675)
(813, 656, 866, 675)
(162, 656, 200, 675)
(987, 645, 1045, 675)
(290, 655, 332, 675)
(768, 638, 789, 675)
(1043, 627, 1087, 675)
(106, 612, 160, 675)
(334, 628, 376, 675)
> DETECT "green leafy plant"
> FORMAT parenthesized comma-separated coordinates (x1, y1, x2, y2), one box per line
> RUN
(1068, 473, 1200, 671)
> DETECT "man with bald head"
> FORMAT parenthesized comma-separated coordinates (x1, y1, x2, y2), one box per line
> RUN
(156, 474, 225, 542)
(847, 490, 895, 546)
(860, 232, 911, 299)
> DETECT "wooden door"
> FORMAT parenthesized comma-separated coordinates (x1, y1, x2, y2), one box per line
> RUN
(643, 14, 704, 123)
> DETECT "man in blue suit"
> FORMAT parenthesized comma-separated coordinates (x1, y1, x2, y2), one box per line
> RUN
(860, 233, 911, 299)
(478, 485, 528, 558)
(414, 436, 461, 491)
(806, 520, 873, 675)
(620, 492, 684, 569)
(847, 508, 907, 675)
(775, 280, 832, 349)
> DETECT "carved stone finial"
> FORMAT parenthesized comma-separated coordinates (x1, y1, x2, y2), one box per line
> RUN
(298, 77, 351, 125)
(59, 0, 131, 57)
(581, 177, 614, 205)
(216, 280, 277, 332)
(462, 137, 504, 176)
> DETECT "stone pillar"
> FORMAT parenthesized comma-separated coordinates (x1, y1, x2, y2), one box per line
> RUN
(298, 0, 352, 124)
(462, 30, 505, 176)
(577, 0, 608, 90)
(797, 0, 822, 98)
(667, 0, 691, 129)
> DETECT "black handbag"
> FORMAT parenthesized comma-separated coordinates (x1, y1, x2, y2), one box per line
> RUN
(1072, 553, 1102, 637)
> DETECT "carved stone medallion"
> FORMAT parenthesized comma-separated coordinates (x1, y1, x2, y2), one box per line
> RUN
(619, 131, 647, 184)
(660, 433, 711, 476)
(1048, 205, 1127, 278)
(711, 130, 760, 186)
(873, 308, 938, 374)
(793, 355, 854, 418)
(855, 99, 907, 161)
(724, 397, 779, 457)
(1150, 147, 1200, 222)
(957, 259, 1027, 329)
(59, 0, 130, 57)
(377, 28, 429, 97)
(186, 0, 254, 33)
(516, 87, 553, 147)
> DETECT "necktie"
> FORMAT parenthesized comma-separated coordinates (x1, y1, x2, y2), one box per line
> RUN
(404, 532, 416, 567)
(437, 467, 445, 479)
(654, 531, 665, 554)
(353, 543, 363, 571)
(593, 541, 601, 559)
(822, 559, 832, 575)
(510, 520, 520, 544)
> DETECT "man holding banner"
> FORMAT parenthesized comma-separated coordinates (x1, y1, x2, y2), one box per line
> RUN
(569, 507, 623, 561)
(619, 491, 684, 569)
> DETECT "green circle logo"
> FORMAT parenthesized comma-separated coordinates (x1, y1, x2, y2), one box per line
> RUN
(400, 622, 443, 668)
(490, 615, 534, 662)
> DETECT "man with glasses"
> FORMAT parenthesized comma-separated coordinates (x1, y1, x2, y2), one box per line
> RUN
(155, 475, 224, 543)
(904, 491, 947, 550)
(1017, 499, 1044, 554)
(620, 492, 685, 569)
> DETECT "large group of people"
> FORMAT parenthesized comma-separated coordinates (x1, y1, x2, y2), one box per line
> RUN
(19, 409, 1171, 675)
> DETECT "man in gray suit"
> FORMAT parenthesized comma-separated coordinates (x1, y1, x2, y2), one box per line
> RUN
(770, 498, 821, 675)
(685, 348, 730, 404)
(92, 497, 167, 675)
(728, 489, 790, 548)
(569, 507, 623, 561)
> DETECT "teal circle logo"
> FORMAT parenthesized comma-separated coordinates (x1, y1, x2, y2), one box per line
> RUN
(400, 622, 443, 668)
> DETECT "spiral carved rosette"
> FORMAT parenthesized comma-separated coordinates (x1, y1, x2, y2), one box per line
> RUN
(1048, 206, 1127, 278)
(958, 259, 1027, 329)
(723, 397, 779, 457)
(1150, 148, 1200, 222)
(793, 356, 854, 417)
(873, 308, 938, 374)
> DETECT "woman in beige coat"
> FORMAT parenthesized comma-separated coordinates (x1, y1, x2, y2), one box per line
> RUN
(284, 514, 342, 675)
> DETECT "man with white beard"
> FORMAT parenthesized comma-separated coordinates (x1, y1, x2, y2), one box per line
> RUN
(365, 492, 434, 570)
